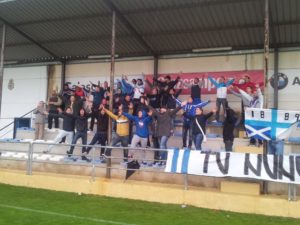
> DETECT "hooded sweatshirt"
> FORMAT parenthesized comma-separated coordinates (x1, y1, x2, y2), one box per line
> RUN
(123, 111, 152, 138)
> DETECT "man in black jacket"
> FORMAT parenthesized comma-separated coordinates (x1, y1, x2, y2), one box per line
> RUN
(84, 107, 109, 162)
(223, 106, 237, 151)
(192, 108, 216, 151)
(44, 107, 75, 153)
(67, 108, 91, 160)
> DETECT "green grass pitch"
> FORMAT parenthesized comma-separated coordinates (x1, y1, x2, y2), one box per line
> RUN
(0, 183, 298, 225)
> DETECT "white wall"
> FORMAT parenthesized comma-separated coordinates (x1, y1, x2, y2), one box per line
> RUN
(0, 66, 48, 138)
(55, 52, 299, 113)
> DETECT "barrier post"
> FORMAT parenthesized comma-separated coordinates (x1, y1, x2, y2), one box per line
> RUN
(26, 142, 33, 175)
(184, 174, 189, 190)
(106, 155, 111, 179)
(91, 146, 96, 181)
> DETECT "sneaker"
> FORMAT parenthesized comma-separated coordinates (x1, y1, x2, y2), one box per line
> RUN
(152, 162, 162, 168)
(140, 161, 148, 168)
(66, 150, 72, 157)
(147, 162, 153, 167)
(81, 156, 91, 162)
(120, 161, 128, 167)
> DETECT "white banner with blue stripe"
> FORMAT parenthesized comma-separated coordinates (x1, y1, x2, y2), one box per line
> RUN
(165, 149, 300, 184)
(245, 108, 300, 141)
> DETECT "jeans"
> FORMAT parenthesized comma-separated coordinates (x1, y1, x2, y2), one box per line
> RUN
(159, 136, 169, 161)
(35, 123, 45, 140)
(86, 132, 107, 155)
(193, 133, 204, 150)
(69, 131, 87, 154)
(152, 136, 160, 162)
(105, 134, 129, 162)
(250, 138, 263, 146)
(47, 130, 74, 152)
(89, 107, 99, 131)
(48, 110, 59, 129)
(216, 98, 227, 122)
(182, 121, 192, 148)
(130, 134, 148, 162)
(268, 140, 284, 155)
(224, 140, 233, 152)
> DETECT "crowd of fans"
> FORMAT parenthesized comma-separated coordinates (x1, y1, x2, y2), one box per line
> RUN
(33, 74, 264, 166)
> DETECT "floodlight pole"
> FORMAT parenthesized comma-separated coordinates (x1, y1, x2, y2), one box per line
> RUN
(0, 23, 6, 117)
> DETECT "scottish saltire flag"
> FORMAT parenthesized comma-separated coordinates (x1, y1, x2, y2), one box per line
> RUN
(245, 108, 300, 140)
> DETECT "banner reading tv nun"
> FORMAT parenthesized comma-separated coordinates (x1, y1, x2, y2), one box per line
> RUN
(165, 150, 300, 184)
(245, 108, 300, 140)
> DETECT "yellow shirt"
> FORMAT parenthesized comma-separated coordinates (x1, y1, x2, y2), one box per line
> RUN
(105, 110, 130, 136)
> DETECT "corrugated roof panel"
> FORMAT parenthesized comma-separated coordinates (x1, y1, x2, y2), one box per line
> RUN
(5, 44, 52, 61)
(0, 27, 31, 45)
(0, 0, 110, 24)
(16, 16, 131, 43)
(0, 0, 299, 62)
(113, 0, 201, 12)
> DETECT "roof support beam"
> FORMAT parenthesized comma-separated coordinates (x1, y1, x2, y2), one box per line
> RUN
(0, 16, 59, 59)
(102, 0, 156, 56)
(0, 23, 6, 116)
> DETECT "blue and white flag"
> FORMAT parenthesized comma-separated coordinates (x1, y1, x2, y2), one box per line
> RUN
(165, 149, 300, 184)
(245, 108, 300, 141)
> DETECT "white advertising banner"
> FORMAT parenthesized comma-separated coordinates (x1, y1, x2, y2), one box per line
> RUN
(165, 150, 300, 184)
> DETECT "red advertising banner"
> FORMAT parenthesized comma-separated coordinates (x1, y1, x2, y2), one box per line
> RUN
(145, 70, 264, 95)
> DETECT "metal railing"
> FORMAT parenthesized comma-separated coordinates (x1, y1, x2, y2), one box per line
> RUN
(0, 140, 298, 201)
(0, 108, 35, 138)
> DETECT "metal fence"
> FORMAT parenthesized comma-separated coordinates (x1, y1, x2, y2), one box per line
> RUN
(0, 140, 298, 201)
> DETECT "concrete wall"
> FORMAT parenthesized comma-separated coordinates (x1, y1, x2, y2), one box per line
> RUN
(0, 66, 48, 138)
(48, 50, 300, 111)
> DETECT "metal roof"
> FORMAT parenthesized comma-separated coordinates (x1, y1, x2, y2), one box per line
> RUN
(0, 0, 299, 63)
